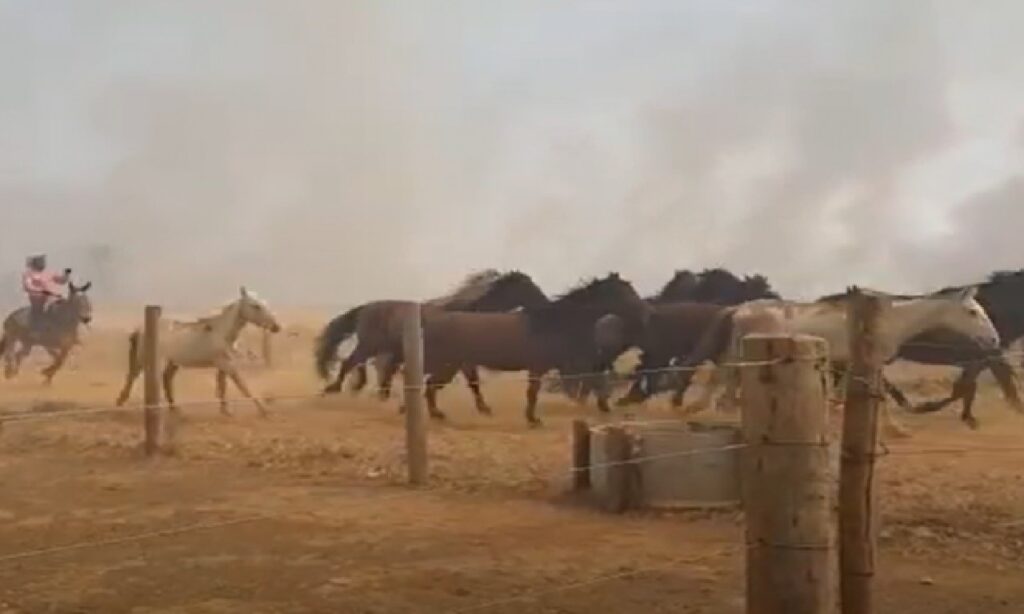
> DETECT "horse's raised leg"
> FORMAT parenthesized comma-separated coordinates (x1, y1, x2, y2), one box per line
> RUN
(215, 369, 231, 416)
(882, 376, 912, 411)
(525, 370, 544, 427)
(220, 363, 269, 417)
(41, 347, 70, 386)
(461, 366, 492, 415)
(323, 343, 374, 395)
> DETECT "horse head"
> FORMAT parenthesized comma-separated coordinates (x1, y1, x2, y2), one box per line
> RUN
(928, 286, 1000, 350)
(654, 269, 700, 302)
(67, 281, 93, 324)
(239, 286, 282, 333)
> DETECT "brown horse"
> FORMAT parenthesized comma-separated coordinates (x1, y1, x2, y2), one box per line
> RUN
(419, 273, 650, 426)
(315, 271, 549, 412)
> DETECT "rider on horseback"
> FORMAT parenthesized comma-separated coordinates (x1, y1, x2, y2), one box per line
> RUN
(22, 255, 71, 330)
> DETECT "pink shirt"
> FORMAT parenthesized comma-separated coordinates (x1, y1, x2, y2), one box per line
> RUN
(22, 270, 67, 299)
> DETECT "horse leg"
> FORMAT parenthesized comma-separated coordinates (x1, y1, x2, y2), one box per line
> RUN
(882, 376, 912, 411)
(215, 369, 231, 417)
(617, 358, 655, 406)
(377, 353, 403, 400)
(10, 343, 32, 379)
(116, 333, 143, 405)
(881, 402, 912, 439)
(220, 363, 269, 417)
(955, 369, 981, 430)
(349, 362, 368, 395)
(525, 370, 545, 427)
(461, 366, 492, 415)
(41, 347, 70, 385)
(683, 364, 718, 413)
(988, 357, 1024, 413)
(423, 367, 457, 420)
(3, 338, 21, 379)
(163, 362, 181, 417)
(323, 343, 373, 394)
(591, 371, 612, 414)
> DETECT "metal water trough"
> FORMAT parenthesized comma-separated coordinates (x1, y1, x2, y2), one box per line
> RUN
(587, 420, 743, 510)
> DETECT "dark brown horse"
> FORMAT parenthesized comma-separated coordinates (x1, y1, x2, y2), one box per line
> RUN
(419, 274, 650, 425)
(891, 271, 1024, 428)
(315, 271, 549, 411)
(611, 268, 779, 406)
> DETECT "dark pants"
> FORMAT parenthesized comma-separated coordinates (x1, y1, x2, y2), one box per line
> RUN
(28, 296, 47, 329)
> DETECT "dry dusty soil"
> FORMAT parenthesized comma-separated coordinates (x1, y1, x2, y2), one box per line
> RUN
(0, 311, 1022, 613)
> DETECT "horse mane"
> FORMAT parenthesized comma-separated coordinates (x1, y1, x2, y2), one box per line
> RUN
(655, 267, 779, 303)
(426, 269, 503, 308)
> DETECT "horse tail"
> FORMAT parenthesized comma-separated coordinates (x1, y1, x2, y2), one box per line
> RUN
(989, 355, 1022, 411)
(314, 305, 363, 379)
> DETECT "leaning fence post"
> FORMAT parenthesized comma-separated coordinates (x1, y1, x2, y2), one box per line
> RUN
(143, 305, 162, 457)
(740, 334, 833, 614)
(403, 302, 428, 485)
(839, 290, 884, 614)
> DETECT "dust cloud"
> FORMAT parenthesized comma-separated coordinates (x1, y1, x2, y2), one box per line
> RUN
(3, 1, 1024, 309)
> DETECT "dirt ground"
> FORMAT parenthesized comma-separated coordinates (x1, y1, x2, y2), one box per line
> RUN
(1, 311, 1022, 613)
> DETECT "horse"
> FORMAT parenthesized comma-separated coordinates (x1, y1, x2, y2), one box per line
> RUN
(612, 268, 780, 406)
(886, 271, 1024, 428)
(559, 268, 778, 405)
(315, 270, 550, 413)
(114, 287, 282, 417)
(1, 281, 94, 384)
(418, 273, 651, 426)
(673, 286, 1001, 436)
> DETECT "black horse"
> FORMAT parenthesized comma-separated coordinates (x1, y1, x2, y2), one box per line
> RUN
(611, 268, 779, 406)
(892, 270, 1024, 428)
(560, 268, 779, 406)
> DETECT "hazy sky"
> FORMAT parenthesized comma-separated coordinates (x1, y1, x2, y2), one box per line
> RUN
(3, 1, 1024, 308)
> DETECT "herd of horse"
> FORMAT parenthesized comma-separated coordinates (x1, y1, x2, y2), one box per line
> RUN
(1, 268, 1023, 435)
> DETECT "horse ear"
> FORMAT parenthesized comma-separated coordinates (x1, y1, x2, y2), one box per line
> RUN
(959, 286, 977, 301)
(240, 286, 249, 298)
(81, 282, 92, 292)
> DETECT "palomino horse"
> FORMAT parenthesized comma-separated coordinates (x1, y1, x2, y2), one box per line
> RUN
(674, 286, 1001, 436)
(115, 288, 282, 417)
(889, 271, 1024, 428)
(316, 271, 550, 413)
(0, 281, 93, 384)
(419, 274, 651, 425)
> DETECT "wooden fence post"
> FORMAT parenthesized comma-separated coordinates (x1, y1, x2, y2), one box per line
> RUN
(839, 290, 884, 614)
(741, 334, 832, 614)
(603, 426, 633, 513)
(143, 305, 162, 457)
(572, 419, 592, 491)
(403, 302, 428, 485)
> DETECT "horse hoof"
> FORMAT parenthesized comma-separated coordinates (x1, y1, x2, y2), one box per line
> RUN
(527, 418, 543, 428)
(477, 405, 493, 416)
(963, 417, 980, 430)
(429, 411, 447, 421)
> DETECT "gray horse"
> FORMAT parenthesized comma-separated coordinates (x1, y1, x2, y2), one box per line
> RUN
(1, 282, 93, 384)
